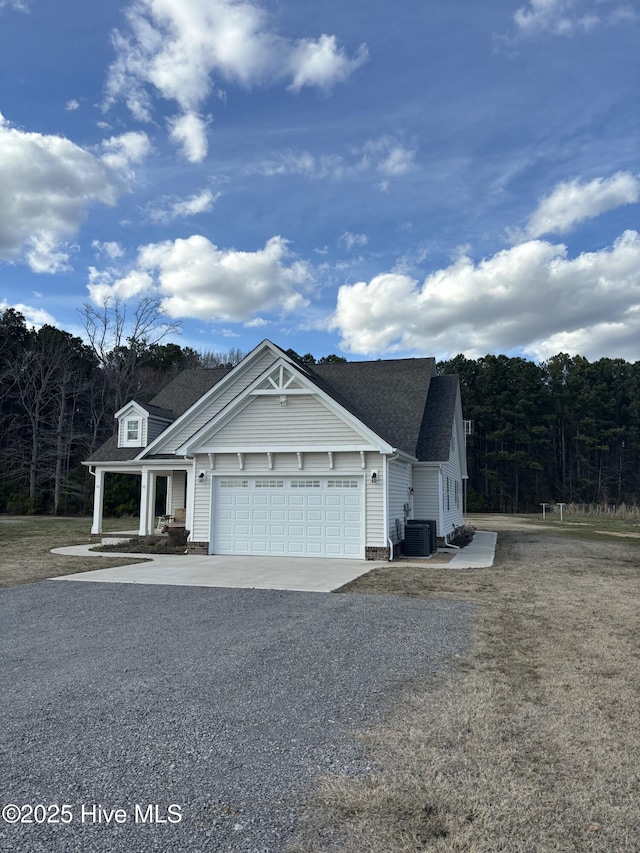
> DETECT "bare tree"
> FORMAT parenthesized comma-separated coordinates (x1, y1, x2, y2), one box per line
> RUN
(79, 295, 181, 412)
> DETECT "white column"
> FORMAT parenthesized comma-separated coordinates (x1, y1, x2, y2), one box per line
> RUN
(149, 472, 158, 532)
(165, 473, 173, 516)
(139, 469, 152, 536)
(91, 468, 105, 535)
(186, 460, 196, 541)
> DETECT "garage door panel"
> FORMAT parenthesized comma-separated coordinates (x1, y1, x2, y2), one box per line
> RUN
(213, 477, 363, 559)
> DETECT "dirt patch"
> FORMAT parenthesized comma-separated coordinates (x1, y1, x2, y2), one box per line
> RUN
(394, 551, 456, 566)
(0, 516, 148, 588)
(289, 528, 640, 852)
(595, 530, 640, 538)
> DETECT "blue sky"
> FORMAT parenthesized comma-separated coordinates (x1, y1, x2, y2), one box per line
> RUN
(1, 0, 639, 362)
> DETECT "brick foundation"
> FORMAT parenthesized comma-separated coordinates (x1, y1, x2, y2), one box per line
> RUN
(365, 546, 390, 561)
(186, 541, 209, 555)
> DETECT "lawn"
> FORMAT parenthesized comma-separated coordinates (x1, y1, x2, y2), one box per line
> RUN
(0, 516, 148, 588)
(289, 514, 640, 852)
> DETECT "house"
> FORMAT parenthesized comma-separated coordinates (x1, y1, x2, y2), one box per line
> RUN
(84, 340, 467, 559)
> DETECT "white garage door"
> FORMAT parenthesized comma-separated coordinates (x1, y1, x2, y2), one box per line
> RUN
(213, 477, 364, 559)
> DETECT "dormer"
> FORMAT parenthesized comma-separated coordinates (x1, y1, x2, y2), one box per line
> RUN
(115, 400, 175, 449)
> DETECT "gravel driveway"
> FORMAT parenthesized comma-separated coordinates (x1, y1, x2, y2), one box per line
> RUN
(1, 581, 473, 852)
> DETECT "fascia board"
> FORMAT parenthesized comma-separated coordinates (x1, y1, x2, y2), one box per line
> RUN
(114, 401, 146, 420)
(177, 356, 396, 456)
(84, 459, 191, 472)
(198, 444, 380, 454)
(136, 339, 286, 461)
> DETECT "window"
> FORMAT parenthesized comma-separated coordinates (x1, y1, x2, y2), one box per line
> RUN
(254, 479, 284, 488)
(122, 417, 142, 446)
(220, 479, 249, 488)
(327, 479, 359, 488)
(290, 479, 320, 488)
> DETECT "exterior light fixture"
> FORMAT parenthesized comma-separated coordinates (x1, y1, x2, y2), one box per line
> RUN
(371, 470, 378, 483)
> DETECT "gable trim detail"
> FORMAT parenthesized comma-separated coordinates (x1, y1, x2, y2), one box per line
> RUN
(176, 355, 396, 456)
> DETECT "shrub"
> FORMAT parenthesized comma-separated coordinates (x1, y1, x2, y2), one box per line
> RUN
(449, 524, 475, 547)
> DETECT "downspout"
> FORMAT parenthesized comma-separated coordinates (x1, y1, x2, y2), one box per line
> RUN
(384, 451, 400, 561)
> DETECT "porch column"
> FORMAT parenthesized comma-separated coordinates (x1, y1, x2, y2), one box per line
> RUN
(165, 473, 173, 516)
(91, 468, 105, 535)
(139, 468, 153, 536)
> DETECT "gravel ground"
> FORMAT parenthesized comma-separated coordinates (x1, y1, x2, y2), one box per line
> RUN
(0, 581, 473, 853)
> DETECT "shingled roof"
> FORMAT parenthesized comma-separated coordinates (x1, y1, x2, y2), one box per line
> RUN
(307, 358, 436, 457)
(85, 367, 232, 463)
(416, 374, 460, 461)
(86, 355, 460, 463)
(148, 367, 233, 415)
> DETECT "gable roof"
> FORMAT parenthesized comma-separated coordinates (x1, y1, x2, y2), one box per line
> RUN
(85, 346, 460, 464)
(126, 400, 176, 421)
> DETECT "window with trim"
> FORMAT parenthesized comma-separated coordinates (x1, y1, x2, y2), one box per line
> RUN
(123, 417, 141, 446)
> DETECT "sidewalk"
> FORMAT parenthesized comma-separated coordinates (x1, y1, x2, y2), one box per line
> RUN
(397, 530, 497, 569)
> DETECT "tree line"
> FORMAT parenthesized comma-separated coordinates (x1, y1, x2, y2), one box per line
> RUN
(0, 301, 247, 515)
(439, 353, 640, 512)
(1, 302, 638, 514)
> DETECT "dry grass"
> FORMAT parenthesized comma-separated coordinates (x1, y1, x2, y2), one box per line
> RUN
(289, 517, 640, 852)
(0, 516, 149, 588)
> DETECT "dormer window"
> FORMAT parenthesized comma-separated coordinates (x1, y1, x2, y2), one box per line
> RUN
(126, 418, 140, 444)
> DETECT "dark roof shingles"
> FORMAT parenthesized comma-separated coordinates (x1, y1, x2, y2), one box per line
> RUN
(416, 375, 459, 461)
(87, 358, 459, 463)
(309, 358, 435, 457)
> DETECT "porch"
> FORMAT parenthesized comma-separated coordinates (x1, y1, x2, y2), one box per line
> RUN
(89, 466, 191, 538)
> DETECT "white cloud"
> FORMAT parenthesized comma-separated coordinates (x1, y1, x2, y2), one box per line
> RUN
(341, 232, 368, 250)
(0, 0, 29, 12)
(330, 230, 640, 361)
(167, 112, 209, 162)
(0, 113, 137, 273)
(104, 0, 366, 138)
(362, 137, 417, 176)
(288, 35, 368, 92)
(149, 189, 220, 223)
(519, 172, 640, 239)
(92, 240, 126, 259)
(100, 131, 151, 175)
(65, 99, 80, 112)
(0, 301, 58, 329)
(255, 136, 416, 183)
(25, 236, 76, 274)
(512, 0, 637, 36)
(87, 235, 313, 322)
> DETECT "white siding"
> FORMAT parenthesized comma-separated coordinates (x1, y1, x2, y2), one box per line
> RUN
(208, 394, 365, 447)
(153, 349, 278, 454)
(365, 453, 385, 546)
(169, 470, 187, 514)
(388, 460, 412, 544)
(412, 427, 464, 540)
(192, 456, 211, 541)
(441, 436, 464, 536)
(412, 466, 441, 529)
